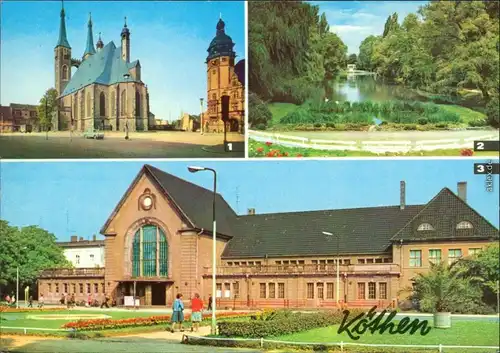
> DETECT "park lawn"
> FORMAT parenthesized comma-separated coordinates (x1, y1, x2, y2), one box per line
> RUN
(248, 139, 496, 158)
(268, 102, 300, 124)
(438, 104, 487, 124)
(275, 321, 499, 347)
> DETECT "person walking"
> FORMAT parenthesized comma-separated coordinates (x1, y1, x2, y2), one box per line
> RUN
(27, 295, 33, 308)
(101, 294, 110, 309)
(11, 295, 16, 307)
(38, 294, 44, 308)
(170, 294, 184, 333)
(190, 293, 203, 332)
(207, 295, 213, 311)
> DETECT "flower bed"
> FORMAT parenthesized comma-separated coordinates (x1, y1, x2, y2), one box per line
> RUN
(0, 306, 63, 313)
(62, 311, 255, 331)
(218, 309, 365, 338)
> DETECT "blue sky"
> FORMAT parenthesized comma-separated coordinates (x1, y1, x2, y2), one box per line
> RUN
(0, 1, 245, 121)
(311, 1, 428, 54)
(1, 159, 498, 241)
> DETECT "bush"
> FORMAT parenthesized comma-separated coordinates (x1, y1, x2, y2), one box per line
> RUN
(468, 120, 488, 127)
(417, 118, 429, 125)
(249, 93, 272, 128)
(254, 123, 267, 131)
(486, 96, 499, 128)
(218, 309, 364, 338)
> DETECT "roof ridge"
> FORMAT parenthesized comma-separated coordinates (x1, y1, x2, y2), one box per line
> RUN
(237, 204, 424, 218)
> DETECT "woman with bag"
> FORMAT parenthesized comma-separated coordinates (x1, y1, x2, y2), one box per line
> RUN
(170, 293, 184, 332)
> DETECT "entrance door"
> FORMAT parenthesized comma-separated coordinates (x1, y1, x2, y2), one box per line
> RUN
(151, 283, 166, 306)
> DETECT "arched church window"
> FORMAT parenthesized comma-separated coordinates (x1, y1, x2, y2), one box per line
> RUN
(121, 90, 127, 115)
(62, 65, 69, 80)
(135, 90, 141, 117)
(99, 92, 106, 117)
(132, 225, 168, 277)
(86, 92, 91, 117)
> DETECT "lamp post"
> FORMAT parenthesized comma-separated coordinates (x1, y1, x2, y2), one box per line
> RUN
(200, 98, 204, 135)
(188, 165, 217, 334)
(322, 231, 340, 305)
(16, 246, 27, 309)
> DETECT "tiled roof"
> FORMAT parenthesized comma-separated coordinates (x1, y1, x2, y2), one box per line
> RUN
(222, 205, 425, 259)
(146, 165, 237, 237)
(10, 103, 37, 110)
(57, 240, 105, 248)
(391, 188, 499, 242)
(61, 41, 140, 97)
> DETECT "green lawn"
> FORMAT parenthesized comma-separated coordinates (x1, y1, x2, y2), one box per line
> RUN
(268, 102, 300, 124)
(248, 139, 496, 158)
(438, 104, 487, 124)
(275, 321, 499, 346)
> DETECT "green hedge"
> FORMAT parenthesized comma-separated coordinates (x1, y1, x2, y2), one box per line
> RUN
(218, 309, 364, 338)
(279, 100, 461, 126)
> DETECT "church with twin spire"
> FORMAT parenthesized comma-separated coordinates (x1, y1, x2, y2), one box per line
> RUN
(53, 4, 150, 132)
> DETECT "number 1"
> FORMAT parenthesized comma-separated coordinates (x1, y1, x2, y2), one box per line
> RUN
(227, 143, 233, 151)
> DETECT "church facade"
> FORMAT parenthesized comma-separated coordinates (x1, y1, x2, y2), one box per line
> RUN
(38, 165, 498, 308)
(204, 19, 245, 134)
(53, 6, 150, 132)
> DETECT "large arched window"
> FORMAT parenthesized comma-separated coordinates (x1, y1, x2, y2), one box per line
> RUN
(121, 90, 127, 115)
(132, 225, 168, 277)
(99, 92, 106, 117)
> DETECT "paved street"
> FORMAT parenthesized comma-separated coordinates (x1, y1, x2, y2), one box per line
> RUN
(0, 131, 245, 159)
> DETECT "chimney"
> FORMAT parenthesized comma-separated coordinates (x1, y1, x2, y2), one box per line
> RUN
(457, 182, 467, 202)
(400, 181, 406, 210)
(92, 234, 97, 241)
(248, 208, 256, 215)
(70, 235, 77, 242)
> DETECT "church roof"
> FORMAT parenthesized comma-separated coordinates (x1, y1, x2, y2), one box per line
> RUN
(61, 41, 140, 97)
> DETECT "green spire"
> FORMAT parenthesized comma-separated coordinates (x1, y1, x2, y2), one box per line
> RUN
(83, 12, 96, 58)
(56, 1, 71, 49)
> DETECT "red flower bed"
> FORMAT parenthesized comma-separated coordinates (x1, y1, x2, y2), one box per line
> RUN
(460, 148, 474, 156)
(62, 311, 254, 331)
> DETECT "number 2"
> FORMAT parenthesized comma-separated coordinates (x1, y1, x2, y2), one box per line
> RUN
(476, 142, 485, 150)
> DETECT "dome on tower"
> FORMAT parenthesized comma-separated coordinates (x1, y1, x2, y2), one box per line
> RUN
(121, 17, 130, 37)
(96, 33, 104, 49)
(206, 18, 236, 62)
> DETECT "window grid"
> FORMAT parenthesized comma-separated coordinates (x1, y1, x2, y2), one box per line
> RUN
(469, 248, 481, 256)
(368, 282, 376, 299)
(357, 283, 365, 300)
(132, 225, 168, 278)
(429, 249, 442, 264)
(409, 250, 422, 267)
(317, 283, 324, 299)
(417, 223, 434, 231)
(448, 249, 462, 264)
(278, 283, 285, 299)
(326, 283, 334, 299)
(55, 283, 59, 293)
(259, 283, 266, 298)
(457, 221, 473, 229)
(307, 283, 314, 299)
(233, 282, 240, 297)
(379, 283, 387, 299)
(268, 283, 276, 299)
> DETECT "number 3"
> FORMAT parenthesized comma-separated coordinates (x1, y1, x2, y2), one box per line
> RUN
(477, 165, 485, 173)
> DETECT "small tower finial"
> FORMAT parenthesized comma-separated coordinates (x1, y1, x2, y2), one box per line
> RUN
(124, 16, 127, 27)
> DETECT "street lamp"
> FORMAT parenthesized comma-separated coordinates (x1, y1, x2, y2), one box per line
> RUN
(187, 165, 217, 334)
(16, 246, 27, 309)
(322, 231, 340, 305)
(200, 98, 204, 135)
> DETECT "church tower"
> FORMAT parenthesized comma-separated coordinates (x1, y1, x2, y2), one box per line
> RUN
(54, 2, 71, 96)
(83, 13, 96, 61)
(206, 17, 236, 126)
(121, 17, 130, 63)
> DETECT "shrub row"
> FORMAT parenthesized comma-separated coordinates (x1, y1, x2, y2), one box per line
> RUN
(280, 100, 461, 125)
(218, 309, 364, 338)
(62, 311, 254, 331)
(0, 306, 63, 313)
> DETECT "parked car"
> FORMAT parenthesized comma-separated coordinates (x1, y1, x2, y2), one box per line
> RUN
(83, 128, 104, 139)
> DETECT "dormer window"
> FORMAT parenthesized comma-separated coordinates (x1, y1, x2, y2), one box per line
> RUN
(417, 223, 434, 231)
(456, 221, 473, 229)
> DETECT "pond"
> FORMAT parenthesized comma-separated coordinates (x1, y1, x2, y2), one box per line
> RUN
(325, 75, 423, 103)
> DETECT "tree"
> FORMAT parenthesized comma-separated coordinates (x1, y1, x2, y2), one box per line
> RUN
(347, 54, 357, 65)
(37, 88, 58, 133)
(454, 245, 500, 310)
(357, 36, 379, 71)
(412, 261, 485, 314)
(0, 220, 71, 297)
(248, 92, 272, 128)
